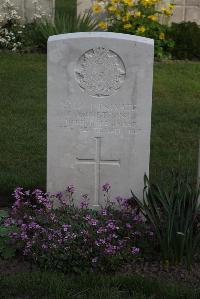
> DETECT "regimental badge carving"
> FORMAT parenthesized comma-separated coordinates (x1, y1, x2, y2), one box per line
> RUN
(75, 47, 126, 97)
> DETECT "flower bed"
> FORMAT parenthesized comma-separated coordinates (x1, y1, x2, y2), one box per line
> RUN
(1, 172, 200, 274)
(3, 185, 153, 273)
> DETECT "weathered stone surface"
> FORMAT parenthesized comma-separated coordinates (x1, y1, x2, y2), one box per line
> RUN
(77, 0, 92, 15)
(47, 32, 154, 207)
(171, 5, 185, 23)
(185, 7, 200, 23)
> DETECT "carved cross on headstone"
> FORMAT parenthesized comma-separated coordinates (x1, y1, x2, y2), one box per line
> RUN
(76, 137, 120, 206)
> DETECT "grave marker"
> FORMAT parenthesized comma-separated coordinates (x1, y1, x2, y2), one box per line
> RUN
(47, 32, 154, 207)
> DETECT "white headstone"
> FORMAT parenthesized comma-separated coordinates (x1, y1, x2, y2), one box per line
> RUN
(47, 32, 154, 208)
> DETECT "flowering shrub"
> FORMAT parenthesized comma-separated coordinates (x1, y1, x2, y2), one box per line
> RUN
(0, 0, 21, 27)
(0, 0, 23, 51)
(92, 0, 175, 58)
(0, 0, 51, 51)
(4, 185, 154, 273)
(32, 0, 51, 21)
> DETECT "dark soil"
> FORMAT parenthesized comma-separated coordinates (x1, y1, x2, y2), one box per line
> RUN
(0, 258, 37, 276)
(122, 258, 200, 290)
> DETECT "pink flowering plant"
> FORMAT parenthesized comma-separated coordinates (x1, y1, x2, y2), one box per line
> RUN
(3, 184, 154, 273)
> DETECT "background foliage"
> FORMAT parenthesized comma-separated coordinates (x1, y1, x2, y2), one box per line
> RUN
(133, 173, 200, 269)
(170, 22, 200, 60)
(55, 0, 77, 16)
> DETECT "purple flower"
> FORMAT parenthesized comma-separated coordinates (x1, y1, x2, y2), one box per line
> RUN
(131, 246, 140, 254)
(101, 209, 107, 216)
(102, 183, 111, 192)
(97, 227, 107, 234)
(56, 192, 63, 199)
(115, 196, 123, 204)
(48, 234, 53, 241)
(21, 232, 28, 240)
(9, 232, 18, 239)
(13, 187, 24, 200)
(105, 244, 116, 254)
(21, 223, 28, 230)
(132, 231, 141, 237)
(79, 194, 89, 209)
(90, 219, 98, 226)
(26, 241, 33, 248)
(62, 224, 71, 232)
(84, 214, 91, 221)
(133, 214, 143, 224)
(66, 185, 75, 193)
(118, 239, 126, 248)
(107, 220, 119, 231)
(126, 223, 132, 229)
(98, 238, 106, 244)
(122, 199, 130, 208)
(4, 218, 13, 226)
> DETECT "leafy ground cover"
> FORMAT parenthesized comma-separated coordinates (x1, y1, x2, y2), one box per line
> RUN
(0, 54, 199, 204)
(0, 269, 199, 299)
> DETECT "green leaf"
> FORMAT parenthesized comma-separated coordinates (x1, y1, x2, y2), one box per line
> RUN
(0, 210, 8, 220)
(0, 227, 9, 237)
(2, 246, 16, 260)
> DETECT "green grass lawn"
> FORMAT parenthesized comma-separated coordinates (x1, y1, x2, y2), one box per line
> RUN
(0, 271, 199, 299)
(0, 53, 199, 204)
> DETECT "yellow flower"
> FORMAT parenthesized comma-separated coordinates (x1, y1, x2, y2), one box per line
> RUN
(137, 25, 146, 33)
(92, 3, 103, 14)
(159, 32, 165, 40)
(123, 0, 134, 6)
(135, 11, 141, 17)
(108, 5, 117, 12)
(123, 23, 132, 29)
(122, 16, 129, 22)
(122, 12, 131, 22)
(161, 7, 172, 16)
(166, 2, 174, 9)
(98, 21, 108, 30)
(140, 0, 154, 7)
(147, 15, 158, 21)
(111, 0, 119, 3)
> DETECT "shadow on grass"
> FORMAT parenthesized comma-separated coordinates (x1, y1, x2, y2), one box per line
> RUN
(0, 271, 199, 299)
